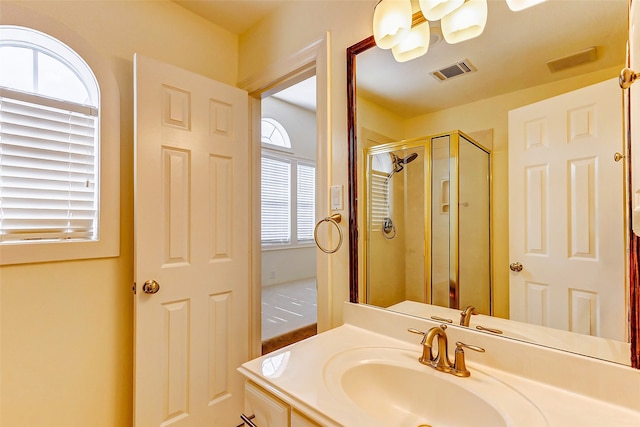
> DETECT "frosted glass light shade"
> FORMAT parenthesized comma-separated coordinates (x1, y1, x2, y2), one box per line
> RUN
(392, 21, 431, 62)
(441, 0, 488, 44)
(419, 0, 464, 21)
(505, 0, 547, 11)
(373, 0, 413, 49)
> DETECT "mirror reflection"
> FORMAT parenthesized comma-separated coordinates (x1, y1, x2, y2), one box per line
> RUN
(349, 0, 630, 365)
(364, 132, 491, 312)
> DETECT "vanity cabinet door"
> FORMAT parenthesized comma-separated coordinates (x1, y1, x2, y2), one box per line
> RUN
(291, 409, 321, 427)
(243, 381, 290, 427)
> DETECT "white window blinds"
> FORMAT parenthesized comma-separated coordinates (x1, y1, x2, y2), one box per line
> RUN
(261, 155, 291, 244)
(370, 171, 390, 231)
(296, 162, 315, 241)
(0, 88, 98, 242)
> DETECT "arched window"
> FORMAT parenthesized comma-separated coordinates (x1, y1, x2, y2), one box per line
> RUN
(261, 117, 291, 149)
(0, 26, 100, 244)
(260, 117, 315, 245)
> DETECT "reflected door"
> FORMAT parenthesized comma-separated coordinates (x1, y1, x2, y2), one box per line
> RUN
(508, 78, 625, 341)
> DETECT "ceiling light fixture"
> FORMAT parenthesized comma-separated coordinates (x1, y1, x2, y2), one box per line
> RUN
(419, 0, 465, 21)
(373, 0, 546, 62)
(505, 0, 547, 12)
(441, 0, 488, 44)
(392, 21, 431, 62)
(373, 0, 413, 49)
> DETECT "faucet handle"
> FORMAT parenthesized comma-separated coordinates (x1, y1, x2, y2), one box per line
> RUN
(407, 328, 426, 337)
(407, 324, 447, 340)
(457, 341, 485, 353)
(408, 323, 448, 332)
(452, 341, 485, 377)
(407, 328, 431, 363)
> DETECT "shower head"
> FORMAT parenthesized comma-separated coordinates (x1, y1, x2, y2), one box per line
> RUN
(399, 152, 418, 165)
(387, 152, 418, 180)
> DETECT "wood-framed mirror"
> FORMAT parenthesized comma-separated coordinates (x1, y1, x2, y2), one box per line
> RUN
(347, 0, 640, 367)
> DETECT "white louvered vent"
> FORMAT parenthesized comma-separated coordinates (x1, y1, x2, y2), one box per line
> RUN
(370, 171, 390, 231)
(431, 59, 477, 81)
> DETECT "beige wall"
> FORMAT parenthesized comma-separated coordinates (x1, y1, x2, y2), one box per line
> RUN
(262, 247, 317, 286)
(0, 1, 237, 426)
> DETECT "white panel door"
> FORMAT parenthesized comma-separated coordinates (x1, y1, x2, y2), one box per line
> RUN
(509, 78, 625, 341)
(134, 54, 249, 426)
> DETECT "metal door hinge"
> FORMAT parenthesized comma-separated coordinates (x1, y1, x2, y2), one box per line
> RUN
(132, 282, 137, 294)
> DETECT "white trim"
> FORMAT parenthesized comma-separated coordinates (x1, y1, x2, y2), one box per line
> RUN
(0, 87, 98, 116)
(0, 4, 120, 265)
(240, 33, 331, 358)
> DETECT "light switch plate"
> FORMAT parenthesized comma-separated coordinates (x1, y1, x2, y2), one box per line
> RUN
(331, 185, 343, 210)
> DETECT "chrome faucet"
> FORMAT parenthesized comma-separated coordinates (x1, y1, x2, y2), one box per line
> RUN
(459, 305, 478, 326)
(408, 325, 485, 377)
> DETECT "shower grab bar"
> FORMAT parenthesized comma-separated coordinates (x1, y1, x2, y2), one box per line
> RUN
(314, 213, 343, 254)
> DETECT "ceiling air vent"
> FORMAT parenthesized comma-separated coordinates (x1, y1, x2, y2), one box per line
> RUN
(546, 47, 598, 73)
(431, 59, 477, 81)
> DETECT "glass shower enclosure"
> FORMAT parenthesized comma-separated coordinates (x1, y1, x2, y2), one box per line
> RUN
(364, 131, 492, 314)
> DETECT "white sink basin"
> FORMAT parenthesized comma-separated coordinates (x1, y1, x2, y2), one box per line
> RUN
(322, 347, 548, 427)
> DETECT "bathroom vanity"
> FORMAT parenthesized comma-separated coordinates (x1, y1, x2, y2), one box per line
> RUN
(238, 303, 640, 426)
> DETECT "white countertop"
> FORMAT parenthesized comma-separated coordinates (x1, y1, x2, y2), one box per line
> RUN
(388, 300, 631, 365)
(239, 303, 640, 426)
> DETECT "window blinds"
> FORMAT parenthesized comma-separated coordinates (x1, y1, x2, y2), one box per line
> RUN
(370, 171, 390, 231)
(261, 155, 291, 244)
(0, 88, 98, 242)
(296, 163, 315, 241)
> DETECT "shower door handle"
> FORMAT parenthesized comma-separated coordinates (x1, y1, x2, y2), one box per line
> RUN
(509, 262, 523, 272)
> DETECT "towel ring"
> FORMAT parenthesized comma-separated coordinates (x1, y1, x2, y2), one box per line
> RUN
(314, 213, 343, 254)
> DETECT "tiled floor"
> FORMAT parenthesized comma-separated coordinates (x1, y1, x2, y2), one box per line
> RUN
(262, 278, 317, 340)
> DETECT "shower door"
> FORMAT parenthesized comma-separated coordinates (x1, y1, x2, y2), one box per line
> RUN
(457, 134, 491, 313)
(364, 142, 427, 307)
(363, 132, 491, 313)
(431, 132, 491, 313)
(431, 132, 492, 314)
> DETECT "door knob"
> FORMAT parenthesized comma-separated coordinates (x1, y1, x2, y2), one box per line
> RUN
(509, 262, 523, 272)
(142, 280, 160, 294)
(620, 68, 640, 89)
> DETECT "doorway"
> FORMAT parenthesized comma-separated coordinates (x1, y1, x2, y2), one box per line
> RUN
(260, 76, 318, 354)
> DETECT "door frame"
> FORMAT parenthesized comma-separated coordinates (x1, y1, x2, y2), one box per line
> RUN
(238, 34, 331, 357)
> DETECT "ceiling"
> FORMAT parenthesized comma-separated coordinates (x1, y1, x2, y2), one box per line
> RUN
(173, 1, 628, 116)
(174, 1, 285, 35)
(357, 0, 627, 117)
